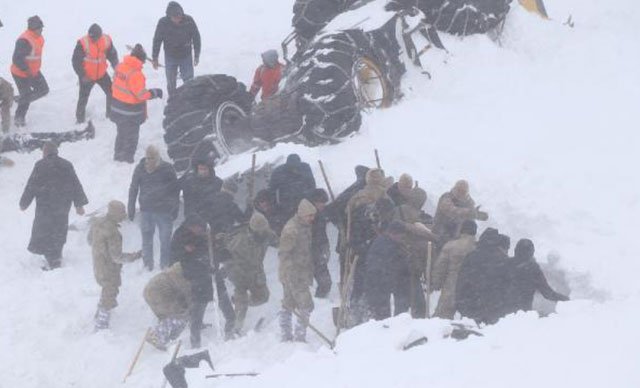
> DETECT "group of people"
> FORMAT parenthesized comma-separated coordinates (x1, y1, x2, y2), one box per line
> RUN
(0, 2, 285, 165)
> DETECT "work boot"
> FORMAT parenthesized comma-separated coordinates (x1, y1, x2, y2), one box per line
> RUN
(84, 121, 95, 139)
(94, 307, 110, 331)
(279, 310, 293, 342)
(14, 116, 25, 128)
(294, 310, 310, 343)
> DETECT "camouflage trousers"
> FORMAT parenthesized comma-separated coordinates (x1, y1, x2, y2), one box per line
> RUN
(98, 283, 120, 311)
(232, 281, 269, 332)
(281, 278, 314, 313)
(148, 317, 188, 350)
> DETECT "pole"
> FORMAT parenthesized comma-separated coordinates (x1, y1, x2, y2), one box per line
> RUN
(425, 242, 433, 318)
(374, 149, 381, 169)
(207, 225, 223, 339)
(318, 160, 335, 201)
(160, 340, 182, 388)
(249, 153, 257, 202)
(292, 310, 336, 349)
(123, 327, 151, 383)
(206, 373, 260, 378)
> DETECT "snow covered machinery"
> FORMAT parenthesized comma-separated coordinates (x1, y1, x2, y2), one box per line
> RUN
(163, 0, 527, 174)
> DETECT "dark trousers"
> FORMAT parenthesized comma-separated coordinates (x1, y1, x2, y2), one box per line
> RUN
(13, 72, 49, 121)
(1, 125, 90, 153)
(44, 246, 63, 269)
(215, 271, 236, 334)
(365, 277, 410, 320)
(114, 122, 140, 163)
(313, 249, 332, 298)
(189, 302, 208, 347)
(165, 55, 194, 96)
(76, 75, 112, 123)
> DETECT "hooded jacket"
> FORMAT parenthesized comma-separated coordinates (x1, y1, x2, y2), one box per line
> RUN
(178, 159, 223, 218)
(152, 2, 201, 61)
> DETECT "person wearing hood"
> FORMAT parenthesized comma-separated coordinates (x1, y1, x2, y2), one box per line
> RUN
(455, 227, 510, 324)
(224, 212, 278, 334)
(504, 239, 569, 315)
(387, 173, 414, 206)
(278, 199, 316, 342)
(250, 49, 284, 101)
(11, 16, 49, 127)
(268, 153, 316, 234)
(110, 44, 163, 163)
(72, 23, 119, 124)
(20, 141, 88, 270)
(128, 145, 179, 270)
(152, 1, 201, 96)
(179, 157, 223, 219)
(88, 200, 142, 330)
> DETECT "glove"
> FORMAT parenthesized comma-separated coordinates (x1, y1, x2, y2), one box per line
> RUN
(475, 206, 489, 221)
(149, 88, 163, 99)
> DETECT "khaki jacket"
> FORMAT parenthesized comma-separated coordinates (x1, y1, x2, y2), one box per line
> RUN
(433, 234, 477, 319)
(278, 215, 313, 287)
(88, 215, 125, 287)
(143, 263, 192, 319)
(226, 225, 278, 288)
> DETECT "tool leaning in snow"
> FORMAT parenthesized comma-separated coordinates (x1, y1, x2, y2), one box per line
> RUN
(160, 340, 182, 388)
(292, 309, 336, 349)
(206, 225, 224, 340)
(423, 241, 433, 318)
(163, 350, 215, 388)
(335, 208, 357, 335)
(123, 327, 152, 383)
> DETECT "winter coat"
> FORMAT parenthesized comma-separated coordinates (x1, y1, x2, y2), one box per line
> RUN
(208, 190, 247, 234)
(225, 225, 278, 288)
(311, 209, 329, 262)
(144, 262, 191, 319)
(250, 63, 283, 101)
(432, 234, 477, 319)
(278, 214, 313, 287)
(268, 157, 316, 219)
(152, 12, 201, 61)
(128, 158, 179, 218)
(387, 182, 409, 206)
(170, 223, 212, 303)
(324, 165, 369, 226)
(433, 191, 477, 245)
(20, 154, 88, 254)
(505, 256, 569, 314)
(347, 181, 394, 258)
(364, 233, 410, 297)
(455, 229, 509, 324)
(178, 165, 222, 218)
(110, 55, 151, 125)
(88, 214, 125, 287)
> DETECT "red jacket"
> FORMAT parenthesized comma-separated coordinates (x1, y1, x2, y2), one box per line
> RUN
(250, 63, 283, 101)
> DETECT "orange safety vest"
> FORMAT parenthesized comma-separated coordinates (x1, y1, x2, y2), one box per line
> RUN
(79, 34, 112, 81)
(111, 55, 151, 105)
(10, 30, 44, 78)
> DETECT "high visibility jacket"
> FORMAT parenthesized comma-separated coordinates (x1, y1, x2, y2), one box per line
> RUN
(110, 55, 151, 125)
(250, 63, 283, 101)
(79, 34, 112, 81)
(11, 30, 44, 78)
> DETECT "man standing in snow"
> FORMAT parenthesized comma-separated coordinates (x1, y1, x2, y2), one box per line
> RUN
(432, 220, 477, 319)
(268, 153, 316, 234)
(11, 16, 49, 127)
(433, 180, 488, 248)
(20, 141, 88, 270)
(128, 145, 179, 271)
(278, 199, 316, 342)
(387, 173, 414, 206)
(72, 23, 119, 124)
(0, 77, 14, 132)
(88, 200, 141, 330)
(152, 1, 201, 96)
(110, 44, 163, 163)
(178, 156, 223, 219)
(250, 50, 284, 101)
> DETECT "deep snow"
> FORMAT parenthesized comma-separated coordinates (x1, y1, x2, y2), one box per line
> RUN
(0, 0, 639, 387)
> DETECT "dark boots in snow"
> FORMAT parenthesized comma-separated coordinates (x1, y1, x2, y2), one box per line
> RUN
(94, 307, 110, 331)
(279, 310, 293, 342)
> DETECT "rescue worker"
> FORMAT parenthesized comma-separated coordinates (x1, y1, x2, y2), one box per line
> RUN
(88, 200, 142, 330)
(224, 212, 278, 334)
(128, 145, 179, 270)
(152, 1, 201, 96)
(20, 141, 88, 270)
(11, 16, 49, 127)
(387, 173, 414, 206)
(308, 188, 331, 298)
(278, 199, 316, 342)
(249, 49, 284, 101)
(110, 44, 163, 163)
(433, 180, 488, 248)
(178, 157, 222, 219)
(144, 262, 192, 350)
(1, 122, 95, 155)
(72, 24, 119, 123)
(432, 220, 477, 319)
(0, 77, 13, 132)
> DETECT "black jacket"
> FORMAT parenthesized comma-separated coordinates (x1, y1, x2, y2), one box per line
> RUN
(505, 256, 568, 313)
(324, 165, 368, 226)
(208, 191, 247, 234)
(311, 209, 329, 258)
(171, 224, 213, 303)
(20, 154, 88, 254)
(179, 165, 223, 218)
(152, 15, 201, 61)
(268, 157, 316, 216)
(456, 228, 510, 324)
(71, 39, 119, 78)
(12, 38, 33, 74)
(128, 159, 179, 218)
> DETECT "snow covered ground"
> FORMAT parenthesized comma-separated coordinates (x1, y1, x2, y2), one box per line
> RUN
(1, 0, 639, 387)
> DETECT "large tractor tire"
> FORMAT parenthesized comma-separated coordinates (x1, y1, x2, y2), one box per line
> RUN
(163, 75, 254, 176)
(292, 0, 346, 42)
(285, 26, 404, 144)
(417, 0, 513, 35)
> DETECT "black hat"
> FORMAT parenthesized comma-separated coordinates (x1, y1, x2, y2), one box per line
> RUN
(166, 1, 185, 17)
(286, 153, 301, 164)
(88, 24, 102, 40)
(514, 239, 535, 260)
(460, 220, 478, 236)
(131, 44, 147, 63)
(309, 188, 329, 204)
(28, 15, 43, 31)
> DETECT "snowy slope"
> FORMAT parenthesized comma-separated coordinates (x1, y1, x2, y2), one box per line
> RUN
(1, 0, 639, 387)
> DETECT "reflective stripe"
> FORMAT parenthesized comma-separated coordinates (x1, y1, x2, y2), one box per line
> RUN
(115, 68, 146, 99)
(135, 89, 149, 99)
(110, 105, 143, 116)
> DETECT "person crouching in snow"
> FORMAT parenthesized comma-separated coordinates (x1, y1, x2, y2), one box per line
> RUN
(278, 199, 316, 342)
(144, 262, 192, 350)
(88, 200, 142, 330)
